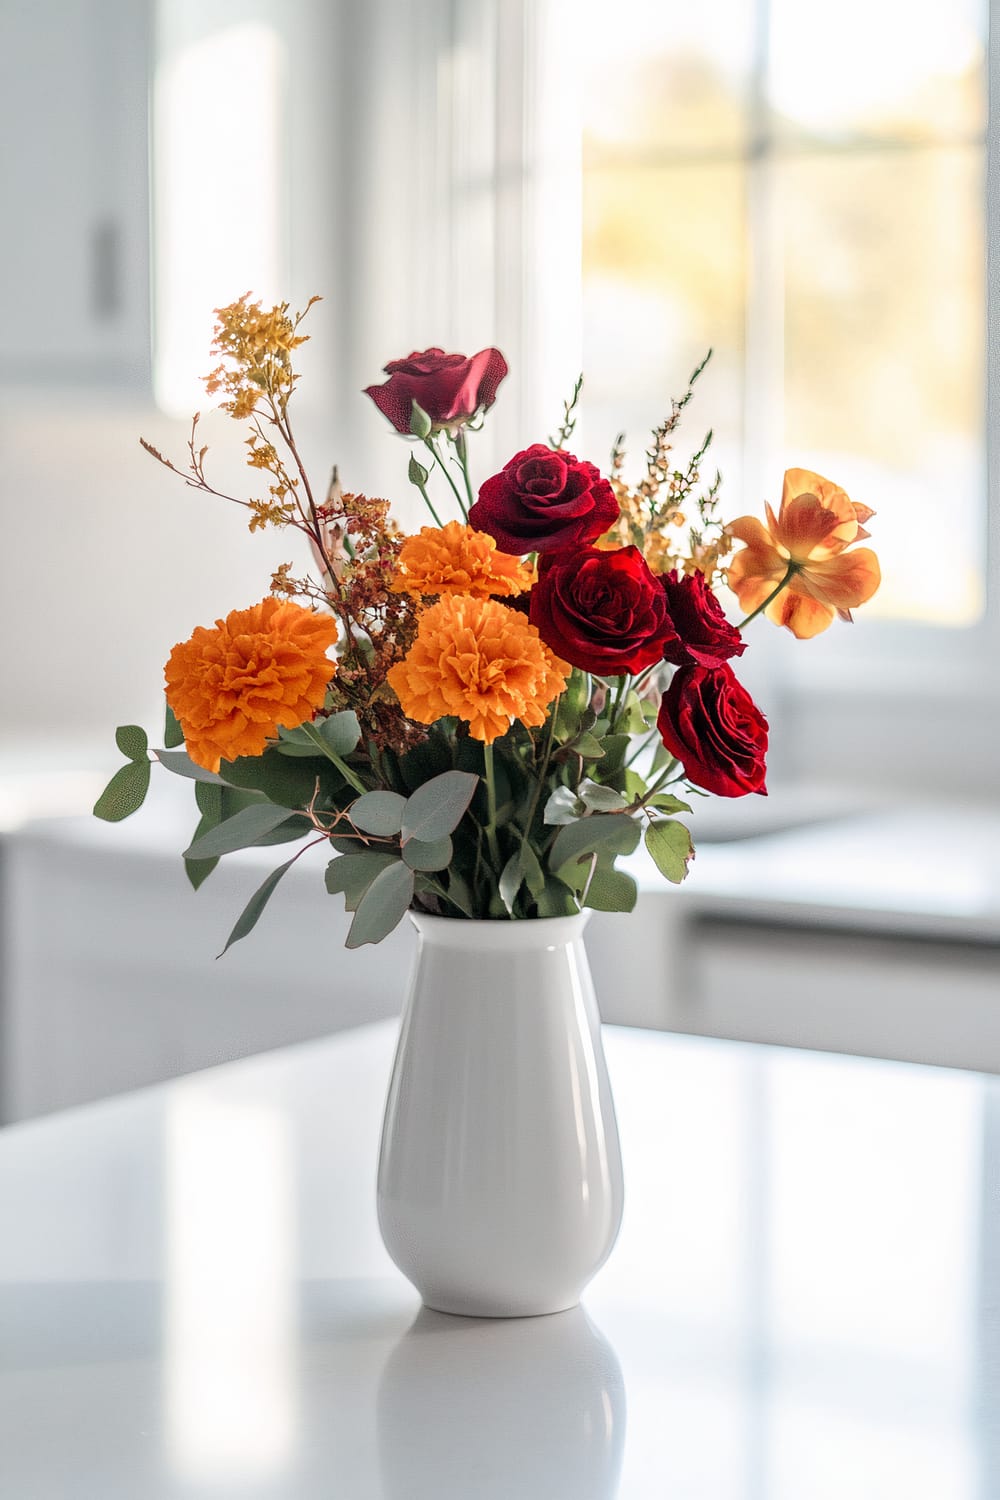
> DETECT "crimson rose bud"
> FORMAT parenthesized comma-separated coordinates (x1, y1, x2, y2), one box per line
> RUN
(661, 568, 746, 669)
(657, 663, 768, 797)
(469, 444, 619, 555)
(364, 347, 508, 434)
(530, 545, 679, 676)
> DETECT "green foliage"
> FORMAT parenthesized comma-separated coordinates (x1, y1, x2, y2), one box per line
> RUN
(93, 759, 150, 822)
(409, 399, 433, 440)
(581, 862, 638, 913)
(401, 835, 453, 872)
(350, 790, 406, 836)
(549, 812, 641, 872)
(326, 851, 398, 910)
(163, 702, 184, 750)
(220, 856, 298, 955)
(116, 725, 148, 762)
(401, 770, 478, 843)
(154, 749, 224, 784)
(578, 780, 628, 813)
(346, 860, 415, 948)
(644, 819, 694, 884)
(184, 802, 302, 860)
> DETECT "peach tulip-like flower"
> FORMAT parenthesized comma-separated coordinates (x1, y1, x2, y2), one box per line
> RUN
(387, 594, 568, 744)
(726, 468, 881, 638)
(165, 598, 338, 772)
(391, 521, 534, 600)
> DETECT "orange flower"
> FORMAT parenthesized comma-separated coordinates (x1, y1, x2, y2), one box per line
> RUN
(392, 521, 534, 599)
(165, 598, 338, 771)
(726, 468, 881, 639)
(387, 594, 568, 743)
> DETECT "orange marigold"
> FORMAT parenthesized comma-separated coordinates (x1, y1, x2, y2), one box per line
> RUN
(391, 521, 533, 600)
(165, 598, 338, 772)
(387, 594, 568, 744)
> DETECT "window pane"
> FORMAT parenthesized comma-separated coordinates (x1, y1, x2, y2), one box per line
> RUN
(768, 0, 986, 143)
(581, 0, 753, 158)
(778, 147, 985, 625)
(582, 164, 746, 498)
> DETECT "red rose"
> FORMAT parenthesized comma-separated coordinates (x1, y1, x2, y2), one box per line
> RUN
(661, 569, 746, 669)
(530, 546, 679, 676)
(657, 664, 768, 797)
(364, 347, 508, 434)
(469, 444, 619, 555)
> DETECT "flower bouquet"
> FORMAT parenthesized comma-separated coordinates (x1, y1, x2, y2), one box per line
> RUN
(96, 297, 881, 1314)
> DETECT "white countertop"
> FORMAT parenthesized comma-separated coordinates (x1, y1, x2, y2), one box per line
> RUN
(2, 1020, 998, 1498)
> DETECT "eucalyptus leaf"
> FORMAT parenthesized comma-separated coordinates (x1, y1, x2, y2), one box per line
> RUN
(184, 803, 299, 860)
(498, 853, 523, 916)
(325, 851, 397, 910)
(184, 856, 218, 891)
(579, 780, 628, 813)
(350, 790, 406, 837)
(599, 735, 631, 774)
(317, 710, 362, 758)
(116, 725, 148, 762)
(219, 855, 298, 955)
(583, 862, 638, 913)
(164, 701, 185, 750)
(620, 691, 647, 736)
(549, 812, 640, 872)
(401, 770, 478, 843)
(543, 786, 584, 825)
(154, 749, 225, 784)
(93, 759, 151, 822)
(402, 835, 453, 872)
(519, 841, 546, 898)
(645, 820, 694, 884)
(346, 860, 415, 948)
(574, 732, 605, 759)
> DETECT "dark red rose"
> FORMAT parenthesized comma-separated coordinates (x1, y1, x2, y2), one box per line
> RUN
(364, 347, 508, 434)
(661, 568, 746, 669)
(469, 444, 619, 555)
(657, 664, 768, 797)
(530, 546, 679, 676)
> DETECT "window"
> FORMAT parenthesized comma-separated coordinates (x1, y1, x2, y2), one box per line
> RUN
(578, 0, 988, 630)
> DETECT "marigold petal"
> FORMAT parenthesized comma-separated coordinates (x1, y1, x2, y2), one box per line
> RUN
(164, 598, 337, 771)
(388, 594, 568, 743)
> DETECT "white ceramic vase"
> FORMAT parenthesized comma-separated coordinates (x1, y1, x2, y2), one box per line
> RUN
(376, 912, 624, 1317)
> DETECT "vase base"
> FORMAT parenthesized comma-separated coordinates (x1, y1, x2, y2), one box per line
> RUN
(421, 1295, 582, 1320)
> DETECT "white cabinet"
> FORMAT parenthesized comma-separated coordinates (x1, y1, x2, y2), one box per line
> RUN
(0, 0, 151, 388)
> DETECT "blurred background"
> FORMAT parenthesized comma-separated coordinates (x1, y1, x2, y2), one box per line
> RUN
(0, 0, 997, 1122)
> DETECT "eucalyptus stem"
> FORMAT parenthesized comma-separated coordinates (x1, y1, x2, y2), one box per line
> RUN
(482, 742, 502, 870)
(738, 562, 798, 630)
(638, 757, 681, 805)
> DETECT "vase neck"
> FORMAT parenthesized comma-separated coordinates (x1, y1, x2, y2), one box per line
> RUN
(408, 913, 589, 953)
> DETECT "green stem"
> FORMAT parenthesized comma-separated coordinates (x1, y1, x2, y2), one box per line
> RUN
(638, 757, 681, 806)
(414, 477, 444, 527)
(425, 437, 468, 520)
(738, 562, 798, 631)
(453, 429, 476, 512)
(482, 742, 502, 870)
(520, 697, 560, 850)
(301, 724, 368, 795)
(608, 675, 629, 732)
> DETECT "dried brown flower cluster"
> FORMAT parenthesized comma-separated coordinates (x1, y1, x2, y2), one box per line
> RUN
(142, 296, 423, 750)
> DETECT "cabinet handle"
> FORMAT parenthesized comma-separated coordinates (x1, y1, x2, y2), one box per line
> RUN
(91, 219, 120, 321)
